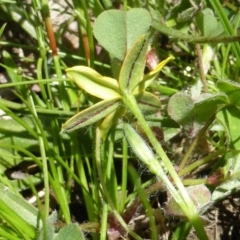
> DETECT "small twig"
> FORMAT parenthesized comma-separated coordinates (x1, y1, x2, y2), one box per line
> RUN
(195, 44, 208, 93)
(152, 20, 240, 43)
(41, 2, 57, 56)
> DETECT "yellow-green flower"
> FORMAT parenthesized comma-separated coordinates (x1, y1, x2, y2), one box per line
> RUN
(61, 35, 173, 139)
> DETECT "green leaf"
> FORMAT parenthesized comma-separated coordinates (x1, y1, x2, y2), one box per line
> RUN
(217, 79, 240, 107)
(93, 8, 151, 60)
(0, 117, 39, 151)
(168, 92, 194, 127)
(38, 211, 56, 240)
(0, 23, 7, 38)
(54, 224, 85, 240)
(168, 92, 228, 135)
(0, 224, 21, 240)
(135, 91, 161, 114)
(0, 183, 39, 239)
(193, 93, 228, 123)
(125, 9, 151, 50)
(171, 222, 192, 240)
(0, 149, 18, 174)
(195, 8, 224, 37)
(212, 178, 240, 202)
(191, 93, 227, 133)
(61, 99, 120, 133)
(217, 106, 240, 150)
(166, 185, 211, 217)
(2, 50, 22, 87)
(66, 66, 121, 100)
(0, 4, 36, 39)
(177, 7, 199, 23)
(10, 174, 43, 192)
(118, 35, 149, 93)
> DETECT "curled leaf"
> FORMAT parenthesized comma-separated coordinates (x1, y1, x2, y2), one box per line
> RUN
(66, 66, 121, 100)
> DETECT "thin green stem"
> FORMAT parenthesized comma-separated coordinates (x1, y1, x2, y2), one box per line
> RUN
(179, 149, 226, 177)
(208, 0, 240, 66)
(123, 0, 128, 11)
(0, 98, 74, 117)
(100, 204, 108, 240)
(95, 127, 142, 240)
(128, 166, 158, 240)
(120, 137, 128, 213)
(101, 0, 112, 8)
(53, 56, 71, 111)
(0, 78, 68, 89)
(179, 115, 215, 170)
(29, 95, 49, 220)
(76, 142, 98, 222)
(152, 19, 240, 43)
(182, 178, 207, 185)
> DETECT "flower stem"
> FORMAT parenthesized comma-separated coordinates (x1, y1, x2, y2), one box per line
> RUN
(122, 93, 208, 240)
(95, 126, 142, 240)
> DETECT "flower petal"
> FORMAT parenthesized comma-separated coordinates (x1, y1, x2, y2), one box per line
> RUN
(66, 66, 121, 100)
(61, 98, 120, 133)
(134, 56, 174, 93)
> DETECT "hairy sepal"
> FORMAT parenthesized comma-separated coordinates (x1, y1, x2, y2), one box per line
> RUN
(135, 91, 161, 114)
(119, 35, 149, 93)
(61, 98, 120, 133)
(122, 122, 155, 164)
(66, 66, 121, 100)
